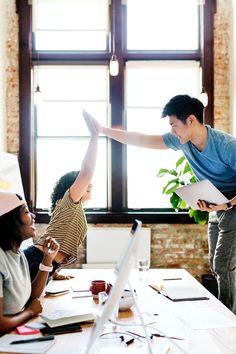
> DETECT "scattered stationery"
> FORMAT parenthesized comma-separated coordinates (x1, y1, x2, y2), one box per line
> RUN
(40, 308, 95, 327)
(40, 322, 82, 335)
(71, 285, 90, 292)
(16, 325, 40, 335)
(0, 334, 55, 353)
(162, 278, 182, 281)
(26, 322, 47, 330)
(174, 305, 236, 329)
(71, 291, 92, 299)
(44, 283, 70, 297)
(149, 283, 209, 302)
(11, 335, 54, 344)
(45, 289, 70, 296)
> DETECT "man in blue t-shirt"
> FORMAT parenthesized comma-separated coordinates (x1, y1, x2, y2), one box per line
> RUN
(83, 95, 236, 314)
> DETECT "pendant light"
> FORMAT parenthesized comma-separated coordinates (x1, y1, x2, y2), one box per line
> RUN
(109, 0, 119, 76)
(34, 55, 43, 105)
(199, 87, 208, 107)
(198, 0, 208, 107)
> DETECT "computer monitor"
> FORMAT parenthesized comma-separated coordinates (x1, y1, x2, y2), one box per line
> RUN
(84, 219, 142, 354)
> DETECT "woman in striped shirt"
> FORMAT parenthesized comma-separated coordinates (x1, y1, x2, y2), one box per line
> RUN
(24, 110, 98, 281)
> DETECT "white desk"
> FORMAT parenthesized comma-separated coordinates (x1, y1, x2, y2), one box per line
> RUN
(3, 269, 236, 354)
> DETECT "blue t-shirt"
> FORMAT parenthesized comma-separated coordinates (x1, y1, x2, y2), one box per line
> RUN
(162, 126, 236, 193)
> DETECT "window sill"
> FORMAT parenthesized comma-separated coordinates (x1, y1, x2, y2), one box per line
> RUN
(35, 211, 194, 224)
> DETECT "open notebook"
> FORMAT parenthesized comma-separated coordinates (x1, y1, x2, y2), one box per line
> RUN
(149, 282, 209, 302)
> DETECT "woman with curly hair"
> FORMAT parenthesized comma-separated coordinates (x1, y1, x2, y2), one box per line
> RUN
(0, 191, 59, 333)
(24, 110, 98, 281)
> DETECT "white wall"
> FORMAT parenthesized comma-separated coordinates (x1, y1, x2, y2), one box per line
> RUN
(85, 227, 151, 267)
(230, 0, 236, 136)
(0, 0, 7, 151)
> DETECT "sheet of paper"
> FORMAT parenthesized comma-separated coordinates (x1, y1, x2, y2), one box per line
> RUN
(175, 306, 236, 329)
(0, 334, 55, 353)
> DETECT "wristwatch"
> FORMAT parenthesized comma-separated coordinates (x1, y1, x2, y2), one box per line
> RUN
(225, 201, 233, 211)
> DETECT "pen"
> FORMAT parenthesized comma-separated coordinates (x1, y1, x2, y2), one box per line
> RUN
(126, 338, 135, 346)
(10, 335, 55, 345)
(163, 277, 182, 281)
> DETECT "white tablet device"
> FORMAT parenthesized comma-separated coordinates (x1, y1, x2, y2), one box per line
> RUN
(84, 219, 142, 354)
(175, 179, 229, 210)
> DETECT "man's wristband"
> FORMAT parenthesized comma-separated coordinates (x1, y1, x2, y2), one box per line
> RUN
(39, 263, 53, 272)
(225, 201, 233, 211)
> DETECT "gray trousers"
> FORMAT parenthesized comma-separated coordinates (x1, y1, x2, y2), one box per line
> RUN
(208, 207, 236, 314)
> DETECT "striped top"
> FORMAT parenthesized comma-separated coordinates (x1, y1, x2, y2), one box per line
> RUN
(37, 190, 87, 267)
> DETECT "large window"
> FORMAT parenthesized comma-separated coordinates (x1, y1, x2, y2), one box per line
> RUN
(18, 0, 216, 223)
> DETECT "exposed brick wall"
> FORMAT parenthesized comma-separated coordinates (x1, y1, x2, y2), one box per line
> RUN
(36, 222, 209, 280)
(214, 0, 231, 132)
(4, 0, 230, 280)
(6, 0, 19, 153)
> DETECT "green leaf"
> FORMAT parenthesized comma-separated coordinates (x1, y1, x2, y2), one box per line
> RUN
(162, 178, 179, 194)
(169, 169, 178, 176)
(165, 184, 180, 195)
(170, 193, 181, 210)
(179, 199, 187, 209)
(157, 154, 207, 224)
(189, 208, 208, 224)
(183, 163, 191, 174)
(176, 156, 186, 169)
(190, 175, 197, 183)
(157, 168, 171, 177)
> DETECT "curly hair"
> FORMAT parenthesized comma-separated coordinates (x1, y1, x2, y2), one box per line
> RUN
(50, 171, 79, 212)
(0, 205, 23, 250)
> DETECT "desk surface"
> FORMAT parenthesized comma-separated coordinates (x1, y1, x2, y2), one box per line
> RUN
(2, 268, 236, 354)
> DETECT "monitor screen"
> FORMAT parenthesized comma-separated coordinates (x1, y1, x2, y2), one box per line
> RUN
(84, 219, 142, 353)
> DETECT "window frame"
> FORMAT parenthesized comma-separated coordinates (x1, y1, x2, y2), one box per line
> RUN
(17, 0, 216, 224)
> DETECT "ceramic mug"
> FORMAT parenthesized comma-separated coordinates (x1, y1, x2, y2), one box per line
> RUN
(90, 280, 106, 298)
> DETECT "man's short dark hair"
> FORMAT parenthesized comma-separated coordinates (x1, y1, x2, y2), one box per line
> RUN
(161, 94, 205, 124)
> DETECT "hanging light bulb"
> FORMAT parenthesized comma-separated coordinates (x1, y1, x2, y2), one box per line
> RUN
(199, 87, 208, 107)
(109, 54, 119, 76)
(109, 1, 119, 76)
(34, 84, 42, 106)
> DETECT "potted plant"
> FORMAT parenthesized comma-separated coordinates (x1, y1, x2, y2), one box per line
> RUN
(157, 155, 208, 225)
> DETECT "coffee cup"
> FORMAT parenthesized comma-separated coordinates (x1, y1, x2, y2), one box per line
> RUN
(90, 280, 106, 298)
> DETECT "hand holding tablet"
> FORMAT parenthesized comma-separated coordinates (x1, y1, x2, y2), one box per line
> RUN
(174, 180, 229, 210)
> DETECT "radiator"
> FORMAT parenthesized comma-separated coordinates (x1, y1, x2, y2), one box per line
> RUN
(83, 226, 151, 268)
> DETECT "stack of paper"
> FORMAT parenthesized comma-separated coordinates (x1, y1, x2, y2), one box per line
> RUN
(40, 308, 95, 327)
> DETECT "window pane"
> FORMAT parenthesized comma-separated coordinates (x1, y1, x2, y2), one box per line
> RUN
(126, 61, 201, 208)
(35, 66, 108, 101)
(36, 139, 107, 209)
(127, 0, 199, 50)
(33, 0, 109, 50)
(126, 61, 201, 108)
(35, 31, 107, 51)
(34, 65, 108, 210)
(37, 102, 107, 136)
